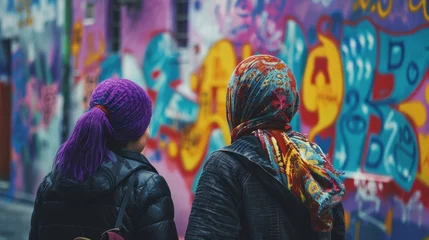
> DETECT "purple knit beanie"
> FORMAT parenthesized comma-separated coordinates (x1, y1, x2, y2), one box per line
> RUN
(54, 77, 152, 182)
(89, 78, 152, 141)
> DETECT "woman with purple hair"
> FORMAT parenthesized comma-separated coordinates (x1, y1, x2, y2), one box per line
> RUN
(29, 78, 178, 240)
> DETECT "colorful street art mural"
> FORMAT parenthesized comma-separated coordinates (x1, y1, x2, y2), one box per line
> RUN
(1, 0, 428, 239)
(0, 0, 64, 197)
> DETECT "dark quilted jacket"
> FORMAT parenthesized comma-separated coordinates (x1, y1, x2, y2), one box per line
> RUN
(186, 135, 345, 240)
(29, 149, 178, 240)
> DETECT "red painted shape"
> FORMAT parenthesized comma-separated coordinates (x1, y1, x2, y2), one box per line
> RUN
(369, 114, 382, 133)
(146, 138, 158, 149)
(151, 70, 161, 79)
(170, 79, 182, 90)
(159, 125, 181, 142)
(194, 44, 200, 54)
(147, 89, 157, 102)
(301, 57, 332, 127)
(211, 88, 217, 113)
(123, 48, 133, 54)
(372, 72, 395, 101)
(311, 57, 331, 84)
(300, 104, 319, 126)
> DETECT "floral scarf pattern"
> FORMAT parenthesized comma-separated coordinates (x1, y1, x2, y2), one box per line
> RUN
(226, 55, 345, 232)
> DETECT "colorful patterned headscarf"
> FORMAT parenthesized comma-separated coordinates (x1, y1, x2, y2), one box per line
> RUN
(226, 55, 345, 232)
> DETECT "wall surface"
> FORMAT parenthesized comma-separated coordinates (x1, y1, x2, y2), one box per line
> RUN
(0, 0, 65, 197)
(1, 0, 429, 239)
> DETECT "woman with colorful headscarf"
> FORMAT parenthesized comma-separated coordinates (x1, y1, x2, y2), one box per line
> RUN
(186, 55, 346, 240)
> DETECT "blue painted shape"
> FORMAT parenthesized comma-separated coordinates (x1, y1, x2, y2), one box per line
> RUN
(143, 33, 180, 138)
(277, 19, 307, 132)
(377, 27, 429, 102)
(334, 20, 423, 191)
(99, 53, 122, 82)
(194, 0, 201, 11)
(314, 135, 333, 154)
(334, 20, 378, 172)
(363, 108, 418, 190)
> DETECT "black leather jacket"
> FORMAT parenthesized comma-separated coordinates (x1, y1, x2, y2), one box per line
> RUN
(186, 135, 345, 240)
(29, 149, 178, 240)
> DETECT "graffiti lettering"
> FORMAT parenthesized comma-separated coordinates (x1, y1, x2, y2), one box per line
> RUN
(409, 0, 429, 21)
(353, 0, 393, 19)
(387, 41, 404, 71)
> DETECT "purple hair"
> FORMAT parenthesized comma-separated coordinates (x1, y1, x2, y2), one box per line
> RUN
(54, 78, 152, 182)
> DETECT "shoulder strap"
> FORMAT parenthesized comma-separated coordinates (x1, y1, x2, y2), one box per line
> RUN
(115, 173, 137, 229)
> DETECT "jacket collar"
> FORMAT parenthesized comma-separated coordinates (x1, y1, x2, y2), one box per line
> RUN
(113, 148, 158, 174)
(51, 149, 157, 201)
(223, 135, 278, 177)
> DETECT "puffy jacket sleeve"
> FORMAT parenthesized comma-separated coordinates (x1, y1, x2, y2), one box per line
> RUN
(136, 174, 178, 240)
(29, 177, 49, 240)
(186, 151, 243, 239)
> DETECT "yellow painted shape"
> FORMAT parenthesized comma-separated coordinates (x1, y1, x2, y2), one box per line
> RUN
(355, 221, 361, 240)
(344, 210, 350, 230)
(190, 73, 198, 92)
(398, 101, 427, 128)
(72, 21, 83, 57)
(416, 83, 429, 186)
(417, 133, 429, 186)
(301, 34, 344, 141)
(242, 43, 252, 60)
(168, 141, 178, 158)
(353, 0, 371, 11)
(385, 208, 393, 235)
(426, 81, 429, 104)
(159, 140, 166, 149)
(353, 0, 393, 19)
(84, 32, 106, 67)
(180, 40, 236, 172)
(376, 0, 393, 18)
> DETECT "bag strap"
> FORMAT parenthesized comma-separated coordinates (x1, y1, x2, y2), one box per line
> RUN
(115, 173, 137, 229)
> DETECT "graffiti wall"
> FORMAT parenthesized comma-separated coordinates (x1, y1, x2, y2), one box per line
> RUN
(68, 0, 429, 238)
(0, 0, 65, 197)
(1, 0, 427, 239)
